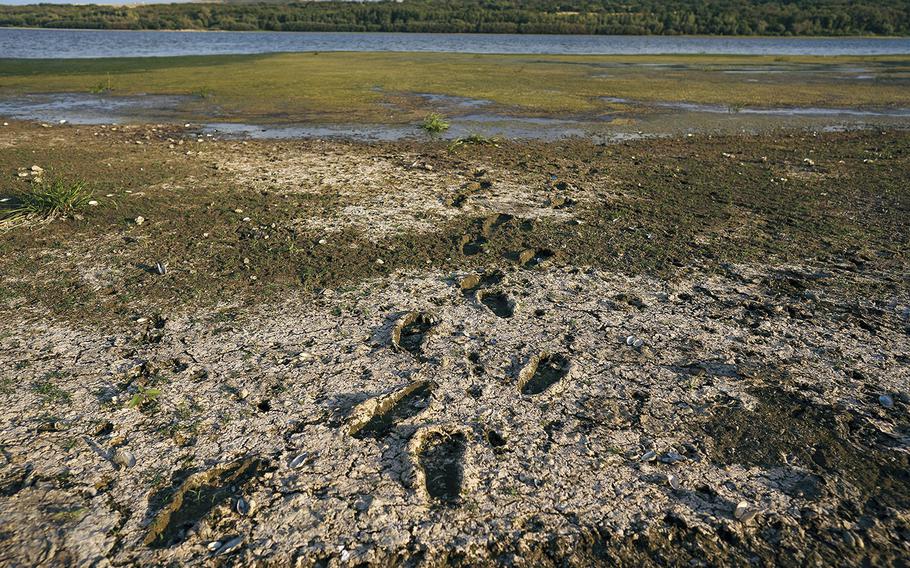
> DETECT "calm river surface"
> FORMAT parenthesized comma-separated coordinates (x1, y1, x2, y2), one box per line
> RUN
(2, 28, 909, 58)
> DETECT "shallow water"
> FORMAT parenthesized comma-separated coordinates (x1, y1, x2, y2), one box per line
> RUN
(2, 28, 910, 59)
(2, 92, 909, 142)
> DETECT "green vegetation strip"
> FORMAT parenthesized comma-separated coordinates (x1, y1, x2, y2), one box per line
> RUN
(1, 53, 909, 122)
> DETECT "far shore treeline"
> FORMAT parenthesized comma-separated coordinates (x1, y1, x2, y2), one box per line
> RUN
(0, 0, 908, 36)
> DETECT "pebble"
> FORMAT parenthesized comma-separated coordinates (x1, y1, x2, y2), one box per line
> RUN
(155, 262, 167, 276)
(734, 501, 751, 520)
(207, 541, 222, 552)
(290, 453, 308, 468)
(134, 216, 145, 225)
(640, 450, 656, 462)
(112, 448, 136, 469)
(879, 394, 894, 409)
(88, 200, 99, 206)
(216, 535, 243, 555)
(235, 497, 251, 516)
(375, 258, 384, 265)
(667, 474, 680, 490)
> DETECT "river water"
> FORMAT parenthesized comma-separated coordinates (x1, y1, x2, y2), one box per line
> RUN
(2, 28, 910, 58)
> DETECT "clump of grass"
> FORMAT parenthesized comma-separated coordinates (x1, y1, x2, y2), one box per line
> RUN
(33, 375, 72, 405)
(90, 73, 113, 94)
(194, 86, 214, 99)
(1, 179, 94, 229)
(420, 113, 450, 134)
(448, 133, 501, 151)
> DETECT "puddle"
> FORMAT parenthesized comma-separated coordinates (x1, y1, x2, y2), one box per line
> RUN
(0, 93, 203, 124)
(606, 96, 910, 117)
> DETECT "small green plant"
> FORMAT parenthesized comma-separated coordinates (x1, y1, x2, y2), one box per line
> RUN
(420, 113, 450, 134)
(128, 385, 162, 410)
(194, 86, 214, 99)
(448, 133, 500, 151)
(90, 73, 113, 94)
(33, 375, 72, 405)
(1, 179, 94, 229)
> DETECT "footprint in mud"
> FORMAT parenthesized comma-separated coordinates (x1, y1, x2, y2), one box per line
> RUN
(446, 179, 492, 208)
(519, 353, 572, 395)
(348, 380, 436, 440)
(477, 289, 516, 318)
(416, 431, 466, 505)
(481, 213, 514, 238)
(518, 248, 555, 269)
(392, 312, 438, 356)
(547, 192, 575, 209)
(458, 270, 504, 295)
(144, 457, 268, 548)
(459, 233, 488, 256)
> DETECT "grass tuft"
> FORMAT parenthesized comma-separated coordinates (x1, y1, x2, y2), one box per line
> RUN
(420, 113, 450, 134)
(448, 133, 501, 151)
(1, 179, 94, 229)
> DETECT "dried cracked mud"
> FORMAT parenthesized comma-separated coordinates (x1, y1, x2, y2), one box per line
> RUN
(0, 122, 908, 566)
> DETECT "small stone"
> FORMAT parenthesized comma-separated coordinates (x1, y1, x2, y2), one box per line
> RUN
(88, 200, 99, 206)
(625, 335, 635, 346)
(640, 450, 657, 462)
(318, 238, 327, 245)
(290, 453, 308, 468)
(216, 536, 243, 555)
(207, 541, 222, 552)
(155, 262, 167, 276)
(234, 208, 243, 214)
(375, 258, 384, 265)
(667, 474, 680, 490)
(734, 501, 750, 520)
(134, 216, 145, 225)
(31, 165, 43, 173)
(632, 338, 644, 349)
(235, 497, 251, 516)
(879, 394, 894, 409)
(112, 448, 136, 469)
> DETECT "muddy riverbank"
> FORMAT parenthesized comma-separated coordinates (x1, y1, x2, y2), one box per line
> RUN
(0, 121, 908, 566)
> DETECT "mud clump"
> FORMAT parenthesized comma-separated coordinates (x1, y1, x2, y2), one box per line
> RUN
(518, 353, 571, 395)
(415, 430, 467, 505)
(348, 380, 436, 439)
(144, 457, 268, 549)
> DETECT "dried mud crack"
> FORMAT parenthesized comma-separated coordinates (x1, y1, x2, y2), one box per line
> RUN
(0, 124, 908, 566)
